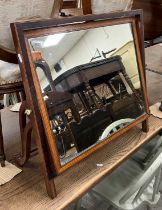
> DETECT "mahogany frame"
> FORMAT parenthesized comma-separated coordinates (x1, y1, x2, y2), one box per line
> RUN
(11, 10, 150, 198)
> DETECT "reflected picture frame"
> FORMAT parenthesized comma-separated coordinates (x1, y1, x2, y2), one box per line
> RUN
(11, 10, 149, 180)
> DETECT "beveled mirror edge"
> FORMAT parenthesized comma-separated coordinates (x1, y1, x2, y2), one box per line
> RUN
(11, 10, 149, 176)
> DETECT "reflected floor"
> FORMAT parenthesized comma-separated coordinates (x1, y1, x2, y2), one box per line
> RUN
(60, 147, 77, 165)
(60, 137, 109, 166)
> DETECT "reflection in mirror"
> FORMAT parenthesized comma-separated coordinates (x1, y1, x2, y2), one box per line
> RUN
(29, 23, 146, 166)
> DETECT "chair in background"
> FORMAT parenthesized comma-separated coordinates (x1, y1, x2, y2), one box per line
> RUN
(71, 134, 162, 210)
(0, 45, 24, 167)
(0, 0, 56, 167)
(91, 148, 162, 210)
(52, 0, 92, 17)
(131, 134, 162, 169)
(8, 1, 93, 167)
(132, 0, 162, 45)
(0, 0, 92, 168)
(52, 0, 133, 18)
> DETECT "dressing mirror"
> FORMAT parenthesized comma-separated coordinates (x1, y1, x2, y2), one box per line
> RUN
(11, 10, 149, 188)
(29, 22, 147, 167)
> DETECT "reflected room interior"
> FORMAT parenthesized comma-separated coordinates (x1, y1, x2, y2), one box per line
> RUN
(28, 23, 146, 166)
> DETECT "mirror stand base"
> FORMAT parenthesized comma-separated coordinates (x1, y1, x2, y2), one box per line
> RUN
(159, 102, 162, 112)
(142, 118, 149, 133)
(45, 179, 57, 199)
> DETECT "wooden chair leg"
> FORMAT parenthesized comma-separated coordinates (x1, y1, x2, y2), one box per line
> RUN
(0, 112, 5, 167)
(17, 101, 33, 166)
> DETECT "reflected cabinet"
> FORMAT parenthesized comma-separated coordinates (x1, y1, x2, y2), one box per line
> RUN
(11, 10, 149, 197)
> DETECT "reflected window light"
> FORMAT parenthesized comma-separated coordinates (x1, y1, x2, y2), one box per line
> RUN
(43, 33, 66, 47)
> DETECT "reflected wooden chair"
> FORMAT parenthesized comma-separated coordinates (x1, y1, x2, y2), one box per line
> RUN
(99, 118, 134, 140)
(33, 53, 81, 156)
(0, 45, 25, 167)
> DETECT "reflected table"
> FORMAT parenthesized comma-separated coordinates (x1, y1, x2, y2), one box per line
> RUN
(54, 56, 138, 111)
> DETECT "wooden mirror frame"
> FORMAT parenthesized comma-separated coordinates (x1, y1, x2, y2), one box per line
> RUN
(11, 10, 149, 197)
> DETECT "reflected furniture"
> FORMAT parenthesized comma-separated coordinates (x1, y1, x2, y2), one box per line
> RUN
(53, 56, 143, 152)
(34, 53, 80, 125)
(0, 45, 24, 167)
(54, 56, 140, 103)
(34, 54, 81, 154)
(35, 55, 143, 153)
(53, 55, 142, 112)
(35, 54, 144, 154)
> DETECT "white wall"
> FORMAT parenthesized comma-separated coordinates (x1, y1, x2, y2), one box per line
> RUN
(40, 23, 134, 90)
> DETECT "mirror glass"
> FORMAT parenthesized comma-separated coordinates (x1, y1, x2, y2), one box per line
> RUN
(28, 23, 146, 166)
